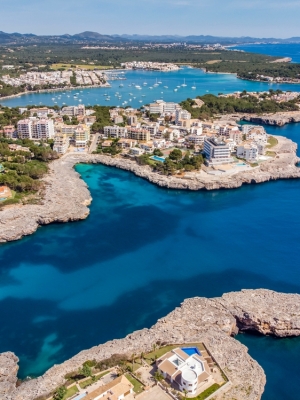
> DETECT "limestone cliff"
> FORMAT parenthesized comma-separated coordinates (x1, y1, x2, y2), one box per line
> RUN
(0, 135, 299, 243)
(1, 289, 300, 400)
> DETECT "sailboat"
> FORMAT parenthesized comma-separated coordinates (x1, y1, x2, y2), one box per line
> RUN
(192, 82, 196, 89)
(181, 79, 187, 87)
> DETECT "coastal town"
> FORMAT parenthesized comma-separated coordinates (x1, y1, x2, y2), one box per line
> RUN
(0, 69, 108, 88)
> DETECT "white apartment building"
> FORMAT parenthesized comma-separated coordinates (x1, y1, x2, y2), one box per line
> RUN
(149, 101, 164, 114)
(127, 128, 150, 141)
(190, 127, 203, 136)
(236, 143, 258, 162)
(61, 105, 85, 117)
(187, 135, 205, 145)
(204, 137, 233, 166)
(32, 119, 55, 140)
(30, 107, 51, 118)
(17, 119, 33, 139)
(74, 125, 90, 148)
(53, 134, 69, 154)
(149, 100, 179, 115)
(104, 126, 127, 138)
(130, 147, 145, 156)
(141, 124, 158, 136)
(127, 115, 138, 125)
(175, 108, 191, 125)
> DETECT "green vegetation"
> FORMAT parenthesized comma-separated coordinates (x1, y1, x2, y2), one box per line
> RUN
(136, 150, 203, 175)
(79, 371, 110, 389)
(180, 93, 299, 120)
(125, 374, 144, 394)
(267, 136, 278, 148)
(61, 386, 79, 400)
(199, 60, 300, 80)
(0, 43, 291, 97)
(53, 386, 67, 400)
(90, 105, 112, 132)
(95, 138, 121, 155)
(0, 138, 58, 205)
(188, 383, 221, 400)
(51, 63, 111, 71)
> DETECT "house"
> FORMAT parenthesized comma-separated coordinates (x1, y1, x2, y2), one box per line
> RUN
(156, 347, 214, 397)
(140, 141, 154, 153)
(84, 375, 134, 400)
(130, 147, 144, 156)
(236, 143, 258, 162)
(117, 139, 137, 149)
(0, 186, 12, 201)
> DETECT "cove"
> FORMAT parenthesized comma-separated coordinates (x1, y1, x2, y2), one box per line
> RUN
(1, 66, 300, 110)
(0, 122, 299, 400)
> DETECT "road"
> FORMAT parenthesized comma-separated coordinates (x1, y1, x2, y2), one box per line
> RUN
(89, 132, 100, 153)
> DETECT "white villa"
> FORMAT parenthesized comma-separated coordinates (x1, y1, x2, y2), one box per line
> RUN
(156, 347, 214, 396)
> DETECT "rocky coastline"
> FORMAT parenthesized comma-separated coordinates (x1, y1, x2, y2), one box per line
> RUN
(219, 110, 300, 126)
(0, 135, 299, 243)
(1, 289, 300, 400)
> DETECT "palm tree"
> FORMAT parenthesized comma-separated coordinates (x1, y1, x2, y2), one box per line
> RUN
(183, 389, 188, 399)
(154, 371, 164, 384)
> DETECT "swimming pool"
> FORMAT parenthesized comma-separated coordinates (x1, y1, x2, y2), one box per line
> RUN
(181, 347, 202, 356)
(236, 162, 246, 166)
(150, 155, 166, 162)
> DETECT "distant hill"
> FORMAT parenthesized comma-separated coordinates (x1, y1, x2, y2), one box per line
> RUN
(0, 30, 300, 45)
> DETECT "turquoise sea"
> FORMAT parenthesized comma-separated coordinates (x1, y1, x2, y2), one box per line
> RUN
(1, 44, 300, 399)
(1, 65, 300, 110)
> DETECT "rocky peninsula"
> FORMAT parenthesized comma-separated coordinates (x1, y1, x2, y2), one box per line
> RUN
(0, 135, 299, 243)
(1, 289, 300, 400)
(220, 110, 300, 126)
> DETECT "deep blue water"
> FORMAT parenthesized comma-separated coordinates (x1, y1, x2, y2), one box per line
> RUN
(1, 44, 300, 399)
(0, 122, 299, 400)
(231, 43, 300, 63)
(1, 66, 300, 110)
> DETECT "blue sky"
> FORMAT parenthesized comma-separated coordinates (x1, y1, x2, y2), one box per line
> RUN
(0, 0, 299, 37)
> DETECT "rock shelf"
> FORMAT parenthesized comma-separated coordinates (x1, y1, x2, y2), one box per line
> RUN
(1, 289, 300, 400)
(0, 134, 299, 243)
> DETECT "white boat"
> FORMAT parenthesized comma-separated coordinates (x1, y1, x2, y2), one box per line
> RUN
(142, 95, 146, 97)
(143, 82, 147, 85)
(149, 87, 153, 89)
(174, 88, 178, 92)
(139, 100, 143, 103)
(181, 79, 187, 87)
(192, 82, 196, 89)
(135, 85, 141, 89)
(164, 86, 168, 89)
(158, 81, 162, 84)
(119, 84, 124, 87)
(177, 85, 180, 88)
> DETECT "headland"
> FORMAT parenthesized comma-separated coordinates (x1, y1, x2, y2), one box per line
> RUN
(0, 134, 299, 244)
(1, 289, 300, 400)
